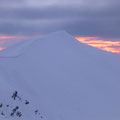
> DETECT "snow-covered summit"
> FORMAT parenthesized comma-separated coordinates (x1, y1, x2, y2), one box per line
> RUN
(0, 31, 75, 57)
(0, 31, 120, 120)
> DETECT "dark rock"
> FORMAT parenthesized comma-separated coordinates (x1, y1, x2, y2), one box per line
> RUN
(11, 91, 18, 100)
(1, 111, 5, 116)
(35, 110, 38, 114)
(25, 100, 29, 105)
(6, 105, 9, 107)
(0, 104, 3, 108)
(16, 111, 22, 117)
(10, 112, 14, 117)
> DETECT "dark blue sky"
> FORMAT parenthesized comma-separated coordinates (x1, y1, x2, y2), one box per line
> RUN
(0, 0, 120, 40)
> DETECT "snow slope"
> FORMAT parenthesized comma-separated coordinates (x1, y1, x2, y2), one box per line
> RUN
(0, 31, 120, 120)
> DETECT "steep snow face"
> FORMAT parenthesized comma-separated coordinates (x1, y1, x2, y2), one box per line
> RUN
(0, 65, 44, 120)
(0, 38, 36, 57)
(0, 31, 120, 120)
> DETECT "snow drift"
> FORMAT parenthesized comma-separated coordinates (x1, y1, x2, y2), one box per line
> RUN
(0, 31, 120, 120)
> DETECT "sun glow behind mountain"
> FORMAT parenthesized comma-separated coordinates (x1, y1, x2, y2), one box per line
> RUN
(0, 35, 32, 51)
(0, 36, 18, 39)
(0, 35, 31, 40)
(75, 37, 120, 54)
(0, 35, 120, 54)
(0, 35, 42, 51)
(0, 47, 4, 50)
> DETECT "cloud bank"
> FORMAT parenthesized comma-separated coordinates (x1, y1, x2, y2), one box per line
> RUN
(0, 0, 120, 40)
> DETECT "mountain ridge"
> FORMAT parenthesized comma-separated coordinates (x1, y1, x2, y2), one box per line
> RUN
(0, 31, 120, 120)
(0, 31, 117, 58)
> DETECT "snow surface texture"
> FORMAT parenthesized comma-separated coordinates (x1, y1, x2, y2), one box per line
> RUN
(0, 31, 120, 120)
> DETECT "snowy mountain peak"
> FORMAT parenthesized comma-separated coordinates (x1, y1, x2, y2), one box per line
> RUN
(0, 31, 120, 120)
(0, 31, 76, 58)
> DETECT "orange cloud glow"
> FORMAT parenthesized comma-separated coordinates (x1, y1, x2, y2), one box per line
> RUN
(0, 35, 29, 51)
(75, 37, 120, 54)
(0, 35, 120, 54)
(0, 36, 18, 39)
(0, 35, 38, 40)
(0, 35, 43, 51)
(0, 47, 4, 50)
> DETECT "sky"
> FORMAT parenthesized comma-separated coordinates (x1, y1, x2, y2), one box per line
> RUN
(0, 0, 120, 53)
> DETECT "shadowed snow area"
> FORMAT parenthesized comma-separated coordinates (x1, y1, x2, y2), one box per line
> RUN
(0, 31, 120, 120)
